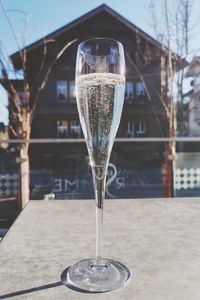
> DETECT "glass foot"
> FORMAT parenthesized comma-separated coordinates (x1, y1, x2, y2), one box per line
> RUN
(62, 258, 131, 293)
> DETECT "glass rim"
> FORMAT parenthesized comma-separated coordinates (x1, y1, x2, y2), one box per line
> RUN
(78, 37, 123, 47)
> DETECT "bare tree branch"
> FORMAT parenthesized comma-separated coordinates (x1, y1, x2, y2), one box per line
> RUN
(30, 38, 78, 116)
(0, 0, 26, 65)
(29, 38, 57, 96)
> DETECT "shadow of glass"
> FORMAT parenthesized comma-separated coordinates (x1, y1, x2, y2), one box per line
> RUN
(0, 281, 62, 299)
(0, 266, 110, 298)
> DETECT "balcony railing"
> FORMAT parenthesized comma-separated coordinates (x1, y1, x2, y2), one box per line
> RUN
(0, 137, 200, 198)
(0, 136, 200, 237)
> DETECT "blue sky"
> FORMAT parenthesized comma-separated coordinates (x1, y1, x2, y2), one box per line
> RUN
(0, 0, 200, 124)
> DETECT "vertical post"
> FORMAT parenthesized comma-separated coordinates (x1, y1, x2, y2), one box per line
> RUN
(20, 145, 30, 209)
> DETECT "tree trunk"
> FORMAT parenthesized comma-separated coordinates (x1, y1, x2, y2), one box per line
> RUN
(20, 144, 30, 209)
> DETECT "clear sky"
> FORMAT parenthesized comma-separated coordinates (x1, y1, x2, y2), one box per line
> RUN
(0, 0, 200, 124)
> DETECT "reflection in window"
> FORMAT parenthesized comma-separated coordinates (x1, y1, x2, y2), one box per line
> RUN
(127, 120, 134, 137)
(137, 121, 146, 134)
(70, 120, 81, 138)
(56, 81, 67, 102)
(136, 82, 145, 96)
(57, 120, 68, 138)
(85, 46, 92, 66)
(125, 82, 134, 102)
(69, 80, 76, 102)
(57, 120, 81, 138)
(110, 46, 118, 64)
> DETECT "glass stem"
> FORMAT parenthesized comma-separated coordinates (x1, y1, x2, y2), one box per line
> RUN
(92, 165, 107, 267)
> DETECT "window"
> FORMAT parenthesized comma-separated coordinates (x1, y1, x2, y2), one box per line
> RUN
(57, 120, 81, 138)
(127, 121, 134, 137)
(110, 46, 118, 64)
(126, 120, 146, 137)
(69, 80, 76, 102)
(137, 121, 146, 134)
(56, 81, 67, 102)
(56, 80, 77, 103)
(70, 120, 81, 138)
(57, 120, 68, 138)
(125, 82, 134, 102)
(136, 82, 145, 97)
(84, 46, 93, 66)
(125, 81, 145, 103)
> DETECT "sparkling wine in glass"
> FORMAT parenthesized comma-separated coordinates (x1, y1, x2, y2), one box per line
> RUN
(64, 38, 130, 292)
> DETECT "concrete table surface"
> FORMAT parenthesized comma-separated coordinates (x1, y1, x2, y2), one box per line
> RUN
(0, 198, 200, 300)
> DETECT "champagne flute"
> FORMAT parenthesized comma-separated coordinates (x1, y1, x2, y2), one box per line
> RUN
(65, 38, 130, 292)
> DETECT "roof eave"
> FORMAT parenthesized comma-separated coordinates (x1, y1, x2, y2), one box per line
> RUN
(10, 4, 165, 65)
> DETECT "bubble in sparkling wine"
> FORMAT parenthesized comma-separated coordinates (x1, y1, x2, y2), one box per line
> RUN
(76, 73, 125, 168)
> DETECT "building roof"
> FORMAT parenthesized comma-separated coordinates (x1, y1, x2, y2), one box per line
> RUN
(10, 4, 187, 73)
(11, 4, 170, 69)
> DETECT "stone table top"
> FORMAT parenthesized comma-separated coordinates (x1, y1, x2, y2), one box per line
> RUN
(0, 198, 200, 299)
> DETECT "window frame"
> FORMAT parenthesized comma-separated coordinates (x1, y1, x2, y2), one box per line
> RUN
(127, 120, 135, 137)
(124, 80, 146, 103)
(56, 80, 68, 103)
(69, 80, 76, 103)
(56, 119, 81, 138)
(56, 79, 76, 103)
(135, 82, 145, 97)
(137, 120, 146, 134)
(125, 81, 134, 103)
